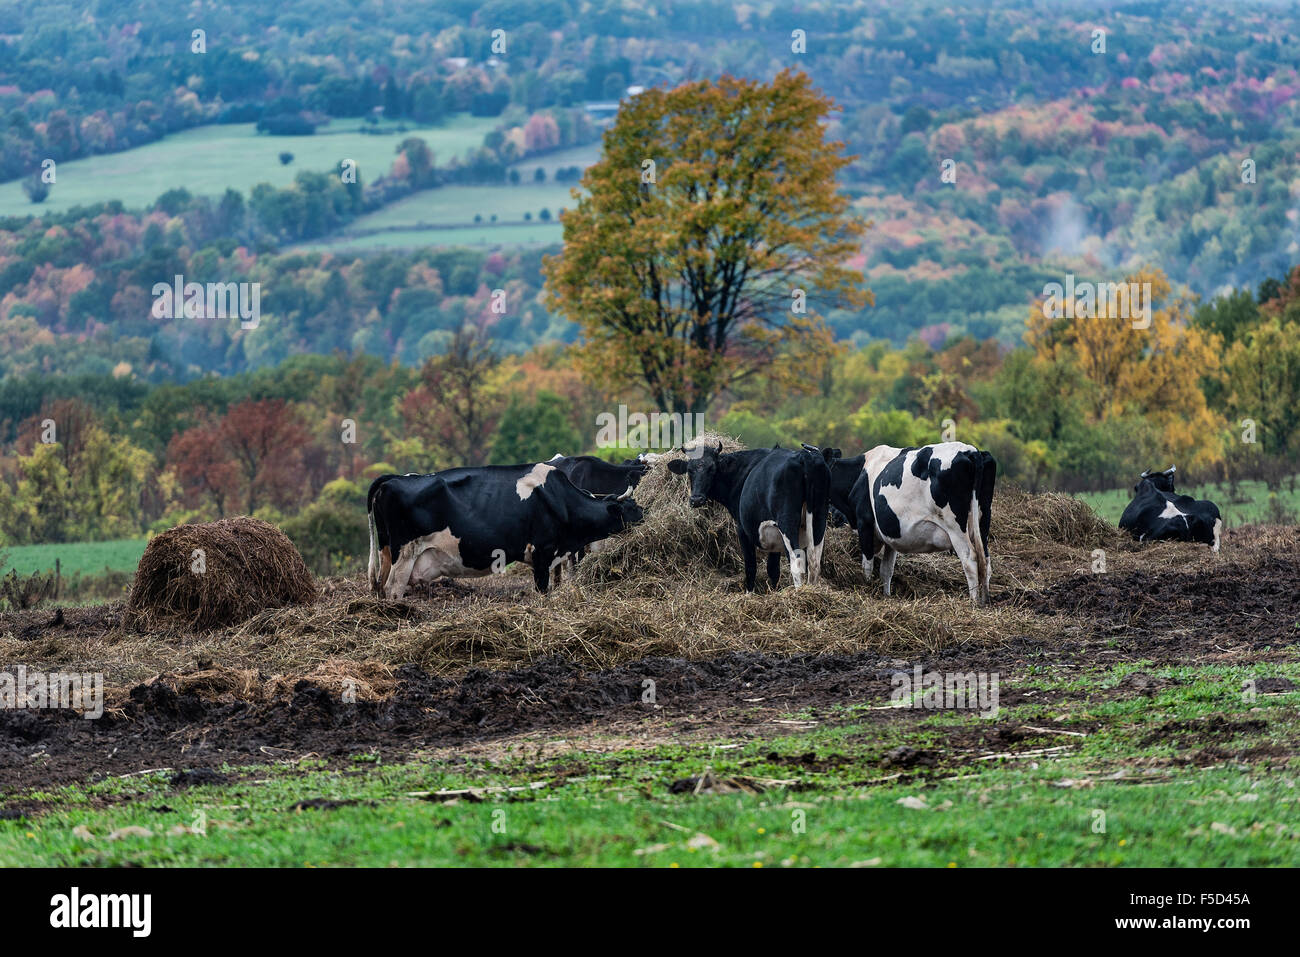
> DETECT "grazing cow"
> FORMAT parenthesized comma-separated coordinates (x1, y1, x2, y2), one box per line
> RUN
(1119, 466, 1221, 552)
(668, 443, 833, 591)
(837, 443, 997, 604)
(367, 464, 642, 596)
(546, 454, 649, 496)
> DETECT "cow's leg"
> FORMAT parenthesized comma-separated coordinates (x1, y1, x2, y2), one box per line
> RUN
(739, 530, 759, 592)
(811, 499, 830, 585)
(766, 553, 781, 590)
(947, 529, 982, 603)
(878, 547, 898, 596)
(857, 523, 876, 582)
(531, 550, 554, 593)
(777, 506, 807, 588)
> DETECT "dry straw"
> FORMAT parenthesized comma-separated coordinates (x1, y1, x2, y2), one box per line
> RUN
(124, 516, 318, 631)
(6, 438, 1263, 701)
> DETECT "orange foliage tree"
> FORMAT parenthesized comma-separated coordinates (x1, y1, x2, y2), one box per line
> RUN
(544, 70, 871, 413)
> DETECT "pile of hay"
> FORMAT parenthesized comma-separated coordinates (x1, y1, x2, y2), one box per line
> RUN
(992, 485, 1124, 557)
(124, 517, 318, 631)
(574, 432, 750, 586)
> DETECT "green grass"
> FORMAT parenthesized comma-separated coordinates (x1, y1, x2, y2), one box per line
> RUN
(0, 538, 146, 577)
(3, 661, 1296, 866)
(507, 142, 602, 178)
(1074, 477, 1300, 526)
(300, 222, 564, 251)
(0, 115, 497, 216)
(296, 183, 574, 252)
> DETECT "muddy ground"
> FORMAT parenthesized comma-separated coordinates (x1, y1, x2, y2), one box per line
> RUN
(2, 543, 1297, 802)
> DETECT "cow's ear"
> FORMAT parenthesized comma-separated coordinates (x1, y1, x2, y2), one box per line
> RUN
(667, 458, 688, 475)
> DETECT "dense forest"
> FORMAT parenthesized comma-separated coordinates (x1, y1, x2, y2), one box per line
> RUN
(1, 0, 1296, 369)
(2, 0, 1298, 561)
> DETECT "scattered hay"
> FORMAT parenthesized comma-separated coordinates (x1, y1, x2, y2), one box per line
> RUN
(124, 517, 318, 631)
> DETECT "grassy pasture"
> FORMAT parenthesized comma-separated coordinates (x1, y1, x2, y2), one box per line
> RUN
(2, 660, 1297, 867)
(299, 183, 574, 252)
(0, 114, 496, 216)
(0, 538, 145, 578)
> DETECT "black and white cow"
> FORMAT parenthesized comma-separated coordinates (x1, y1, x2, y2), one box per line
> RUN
(832, 443, 996, 604)
(1118, 466, 1221, 552)
(367, 463, 643, 596)
(668, 443, 833, 591)
(547, 454, 649, 496)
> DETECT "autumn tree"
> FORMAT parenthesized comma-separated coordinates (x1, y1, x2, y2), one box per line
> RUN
(544, 70, 871, 413)
(397, 327, 502, 468)
(218, 399, 311, 514)
(489, 391, 582, 465)
(1220, 316, 1300, 489)
(1024, 268, 1225, 474)
(166, 418, 241, 517)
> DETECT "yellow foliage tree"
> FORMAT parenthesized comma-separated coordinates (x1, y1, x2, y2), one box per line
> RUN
(544, 70, 871, 413)
(1025, 268, 1225, 471)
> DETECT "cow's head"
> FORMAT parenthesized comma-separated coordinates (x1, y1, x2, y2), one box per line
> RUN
(1137, 465, 1177, 494)
(603, 484, 644, 529)
(803, 443, 841, 465)
(667, 442, 723, 507)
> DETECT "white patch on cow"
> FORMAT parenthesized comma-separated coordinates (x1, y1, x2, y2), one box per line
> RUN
(1158, 500, 1188, 525)
(385, 527, 489, 598)
(549, 453, 565, 461)
(756, 519, 784, 553)
(1212, 517, 1222, 553)
(516, 462, 556, 500)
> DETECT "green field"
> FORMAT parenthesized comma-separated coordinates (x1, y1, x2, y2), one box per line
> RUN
(2, 659, 1296, 866)
(507, 142, 602, 178)
(299, 183, 574, 252)
(303, 223, 564, 251)
(0, 115, 497, 216)
(297, 144, 599, 252)
(0, 538, 145, 577)
(1074, 478, 1300, 527)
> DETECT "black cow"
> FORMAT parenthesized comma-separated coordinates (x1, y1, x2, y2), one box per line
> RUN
(367, 463, 643, 596)
(547, 454, 649, 496)
(1119, 466, 1221, 552)
(668, 443, 832, 591)
(827, 442, 996, 603)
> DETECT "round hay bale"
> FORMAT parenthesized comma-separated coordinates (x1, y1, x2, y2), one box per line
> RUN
(124, 517, 318, 631)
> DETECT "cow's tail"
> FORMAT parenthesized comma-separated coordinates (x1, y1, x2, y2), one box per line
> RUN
(367, 474, 399, 594)
(965, 451, 997, 603)
(799, 447, 833, 583)
(367, 502, 380, 592)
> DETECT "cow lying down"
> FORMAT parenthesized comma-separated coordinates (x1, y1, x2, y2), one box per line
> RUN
(367, 463, 643, 597)
(830, 442, 997, 604)
(1119, 466, 1221, 552)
